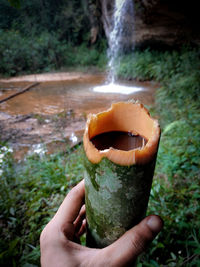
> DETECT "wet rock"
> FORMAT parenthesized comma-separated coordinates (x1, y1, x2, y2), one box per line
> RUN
(100, 0, 200, 48)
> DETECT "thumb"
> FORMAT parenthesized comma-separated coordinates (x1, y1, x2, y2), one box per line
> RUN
(104, 215, 163, 267)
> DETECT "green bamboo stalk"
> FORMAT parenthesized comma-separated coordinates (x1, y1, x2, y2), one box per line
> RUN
(84, 154, 157, 248)
(83, 102, 160, 249)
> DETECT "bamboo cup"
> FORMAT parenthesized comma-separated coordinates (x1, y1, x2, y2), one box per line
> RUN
(83, 101, 160, 248)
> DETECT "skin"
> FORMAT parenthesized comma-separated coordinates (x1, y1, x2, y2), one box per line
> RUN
(40, 180, 163, 267)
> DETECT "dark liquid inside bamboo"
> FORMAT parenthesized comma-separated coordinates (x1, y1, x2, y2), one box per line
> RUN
(90, 131, 147, 151)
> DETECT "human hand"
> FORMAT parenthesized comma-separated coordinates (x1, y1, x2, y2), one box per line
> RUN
(40, 180, 163, 267)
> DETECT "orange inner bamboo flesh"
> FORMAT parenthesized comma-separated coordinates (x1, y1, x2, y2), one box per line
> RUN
(83, 102, 160, 166)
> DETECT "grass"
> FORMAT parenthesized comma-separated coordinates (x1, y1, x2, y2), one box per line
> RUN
(0, 145, 84, 266)
(0, 46, 200, 266)
(117, 46, 200, 266)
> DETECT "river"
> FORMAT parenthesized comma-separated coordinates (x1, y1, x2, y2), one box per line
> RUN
(0, 72, 158, 160)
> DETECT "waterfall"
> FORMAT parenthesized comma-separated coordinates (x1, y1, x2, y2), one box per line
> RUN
(93, 0, 141, 95)
(107, 0, 135, 83)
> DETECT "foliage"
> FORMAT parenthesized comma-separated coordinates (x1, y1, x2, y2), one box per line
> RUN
(0, 0, 107, 76)
(118, 47, 200, 266)
(0, 0, 90, 42)
(0, 30, 65, 75)
(143, 122, 200, 266)
(0, 145, 84, 266)
(7, 0, 21, 9)
(0, 30, 107, 76)
(69, 43, 107, 69)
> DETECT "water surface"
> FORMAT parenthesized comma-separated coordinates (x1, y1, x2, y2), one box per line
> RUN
(0, 73, 158, 159)
(0, 74, 156, 116)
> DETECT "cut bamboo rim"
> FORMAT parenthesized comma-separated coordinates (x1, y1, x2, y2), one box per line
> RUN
(83, 101, 160, 166)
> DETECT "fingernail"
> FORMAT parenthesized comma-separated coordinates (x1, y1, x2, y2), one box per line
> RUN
(147, 215, 163, 233)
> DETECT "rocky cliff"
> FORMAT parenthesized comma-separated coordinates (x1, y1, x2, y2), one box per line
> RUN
(98, 0, 200, 48)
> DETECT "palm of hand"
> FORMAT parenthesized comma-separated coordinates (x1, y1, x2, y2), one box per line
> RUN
(40, 180, 163, 267)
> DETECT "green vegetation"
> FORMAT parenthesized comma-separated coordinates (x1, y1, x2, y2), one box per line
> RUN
(0, 47, 200, 266)
(0, 0, 107, 76)
(0, 145, 84, 266)
(118, 47, 200, 266)
(0, 30, 107, 76)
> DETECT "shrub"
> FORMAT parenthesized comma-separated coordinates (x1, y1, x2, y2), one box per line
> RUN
(0, 30, 107, 76)
(118, 46, 200, 266)
(0, 146, 84, 266)
(0, 30, 67, 76)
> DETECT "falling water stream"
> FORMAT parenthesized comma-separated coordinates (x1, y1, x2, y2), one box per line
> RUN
(108, 0, 135, 83)
(93, 0, 135, 94)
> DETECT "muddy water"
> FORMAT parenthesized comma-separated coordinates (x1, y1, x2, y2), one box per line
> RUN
(0, 73, 158, 159)
(0, 74, 156, 115)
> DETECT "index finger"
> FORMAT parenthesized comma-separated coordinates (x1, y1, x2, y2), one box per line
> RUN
(54, 180, 85, 225)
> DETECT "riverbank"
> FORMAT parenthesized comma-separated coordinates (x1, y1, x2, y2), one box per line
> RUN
(0, 72, 157, 160)
(0, 71, 103, 83)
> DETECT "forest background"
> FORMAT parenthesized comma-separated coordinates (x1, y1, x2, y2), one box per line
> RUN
(0, 0, 107, 76)
(0, 0, 200, 266)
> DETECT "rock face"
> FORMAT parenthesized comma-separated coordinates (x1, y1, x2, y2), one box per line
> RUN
(99, 0, 200, 48)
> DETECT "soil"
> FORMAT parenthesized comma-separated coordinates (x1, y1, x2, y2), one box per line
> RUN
(0, 111, 86, 160)
(0, 72, 158, 160)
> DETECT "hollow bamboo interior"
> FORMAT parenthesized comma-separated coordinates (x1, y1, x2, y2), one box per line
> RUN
(84, 101, 160, 166)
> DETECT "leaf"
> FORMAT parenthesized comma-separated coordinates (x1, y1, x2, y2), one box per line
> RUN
(149, 260, 160, 267)
(194, 248, 200, 255)
(9, 207, 15, 216)
(8, 238, 19, 253)
(157, 242, 165, 248)
(7, 0, 21, 9)
(170, 252, 177, 260)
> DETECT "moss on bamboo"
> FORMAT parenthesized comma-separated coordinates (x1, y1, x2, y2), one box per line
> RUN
(84, 155, 156, 248)
(83, 102, 160, 248)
